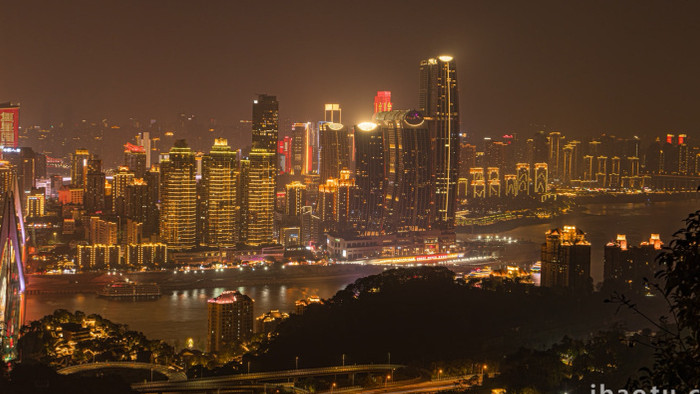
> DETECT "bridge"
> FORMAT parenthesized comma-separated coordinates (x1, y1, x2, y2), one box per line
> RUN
(58, 361, 188, 382)
(132, 363, 403, 393)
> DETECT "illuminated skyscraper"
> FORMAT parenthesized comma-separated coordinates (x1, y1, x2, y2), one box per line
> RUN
(201, 138, 239, 247)
(419, 55, 460, 228)
(112, 166, 135, 216)
(0, 162, 14, 195)
(319, 122, 351, 183)
(247, 95, 278, 245)
(84, 158, 106, 213)
(124, 143, 147, 178)
(207, 290, 254, 353)
(375, 110, 432, 232)
(285, 181, 306, 217)
(541, 226, 591, 292)
(71, 149, 91, 188)
(291, 122, 309, 175)
(353, 122, 385, 234)
(0, 102, 19, 148)
(160, 140, 197, 250)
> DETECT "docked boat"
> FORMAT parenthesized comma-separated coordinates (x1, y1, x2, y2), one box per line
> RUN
(97, 281, 161, 299)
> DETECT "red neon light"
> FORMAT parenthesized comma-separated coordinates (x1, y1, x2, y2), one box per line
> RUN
(124, 142, 145, 153)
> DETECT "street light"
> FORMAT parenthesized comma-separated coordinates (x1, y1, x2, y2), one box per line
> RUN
(438, 369, 443, 380)
(331, 382, 336, 393)
(295, 356, 299, 370)
(385, 374, 391, 388)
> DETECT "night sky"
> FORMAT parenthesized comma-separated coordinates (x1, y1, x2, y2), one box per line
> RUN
(1, 0, 699, 139)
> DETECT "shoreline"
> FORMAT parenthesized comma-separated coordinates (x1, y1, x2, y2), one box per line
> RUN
(25, 264, 386, 295)
(458, 191, 699, 234)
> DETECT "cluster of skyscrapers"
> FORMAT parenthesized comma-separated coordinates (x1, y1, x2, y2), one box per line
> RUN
(0, 56, 463, 266)
(459, 130, 700, 200)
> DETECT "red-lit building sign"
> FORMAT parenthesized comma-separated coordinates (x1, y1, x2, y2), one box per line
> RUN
(0, 103, 20, 148)
(374, 91, 393, 113)
(124, 142, 146, 153)
(277, 136, 292, 174)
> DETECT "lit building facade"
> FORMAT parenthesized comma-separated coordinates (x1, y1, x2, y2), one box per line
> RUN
(319, 122, 351, 183)
(419, 55, 460, 229)
(201, 139, 239, 247)
(247, 95, 279, 245)
(375, 110, 432, 232)
(71, 149, 91, 188)
(160, 140, 197, 250)
(0, 102, 19, 148)
(541, 226, 591, 292)
(207, 290, 254, 353)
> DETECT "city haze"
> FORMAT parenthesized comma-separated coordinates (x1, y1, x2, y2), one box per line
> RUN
(2, 0, 700, 138)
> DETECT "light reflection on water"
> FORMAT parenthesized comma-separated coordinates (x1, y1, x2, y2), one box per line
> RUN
(26, 278, 356, 349)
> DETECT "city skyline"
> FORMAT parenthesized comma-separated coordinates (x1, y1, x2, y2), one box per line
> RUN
(1, 1, 700, 139)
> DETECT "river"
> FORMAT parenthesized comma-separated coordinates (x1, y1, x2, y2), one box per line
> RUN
(25, 198, 699, 348)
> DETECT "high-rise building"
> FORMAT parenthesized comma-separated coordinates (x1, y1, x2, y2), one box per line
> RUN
(85, 158, 106, 213)
(291, 122, 310, 175)
(124, 143, 147, 178)
(419, 55, 460, 229)
(604, 234, 662, 294)
(201, 138, 239, 247)
(207, 290, 254, 353)
(247, 95, 279, 245)
(285, 181, 306, 217)
(373, 91, 393, 113)
(541, 226, 591, 292)
(112, 166, 135, 216)
(160, 140, 197, 250)
(0, 161, 14, 195)
(353, 122, 385, 234)
(0, 102, 19, 148)
(87, 216, 118, 245)
(318, 170, 356, 233)
(71, 149, 91, 188)
(375, 110, 432, 232)
(26, 189, 45, 217)
(278, 136, 293, 174)
(319, 122, 351, 183)
(2, 147, 36, 196)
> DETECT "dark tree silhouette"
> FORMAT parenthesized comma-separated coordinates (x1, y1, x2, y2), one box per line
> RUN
(640, 209, 700, 389)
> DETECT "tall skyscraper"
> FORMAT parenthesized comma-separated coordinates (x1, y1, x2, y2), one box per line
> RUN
(319, 122, 351, 183)
(0, 102, 19, 148)
(84, 158, 106, 213)
(353, 122, 385, 234)
(375, 109, 432, 232)
(112, 166, 135, 216)
(285, 181, 306, 217)
(419, 55, 460, 228)
(160, 140, 197, 250)
(541, 226, 592, 292)
(247, 95, 278, 245)
(201, 138, 239, 247)
(124, 143, 147, 178)
(207, 290, 254, 353)
(291, 122, 309, 175)
(70, 149, 91, 188)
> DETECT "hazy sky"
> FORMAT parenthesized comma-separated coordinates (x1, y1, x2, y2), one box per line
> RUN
(1, 0, 699, 139)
